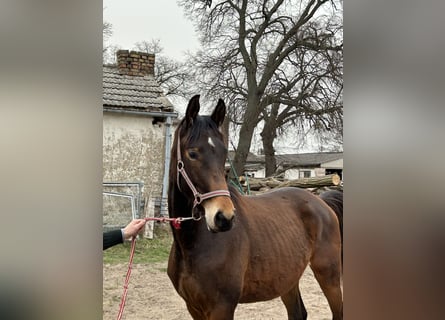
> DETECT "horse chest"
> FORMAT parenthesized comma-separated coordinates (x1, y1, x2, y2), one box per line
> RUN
(173, 264, 226, 308)
(176, 270, 203, 300)
(169, 245, 243, 306)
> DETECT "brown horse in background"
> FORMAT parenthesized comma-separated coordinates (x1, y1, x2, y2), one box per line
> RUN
(167, 95, 343, 320)
(320, 190, 343, 265)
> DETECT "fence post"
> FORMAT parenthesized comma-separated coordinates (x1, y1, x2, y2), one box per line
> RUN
(143, 196, 154, 239)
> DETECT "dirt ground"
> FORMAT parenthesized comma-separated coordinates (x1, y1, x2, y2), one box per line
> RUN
(103, 262, 336, 320)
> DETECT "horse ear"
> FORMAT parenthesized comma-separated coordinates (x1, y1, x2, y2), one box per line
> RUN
(211, 99, 226, 128)
(185, 95, 200, 126)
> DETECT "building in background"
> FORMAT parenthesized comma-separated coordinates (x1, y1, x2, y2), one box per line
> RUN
(275, 152, 343, 180)
(229, 151, 343, 180)
(102, 50, 177, 236)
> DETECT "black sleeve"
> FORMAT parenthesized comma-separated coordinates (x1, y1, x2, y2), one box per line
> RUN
(103, 229, 123, 250)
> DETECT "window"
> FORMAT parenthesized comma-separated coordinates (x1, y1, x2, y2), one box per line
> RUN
(299, 170, 311, 178)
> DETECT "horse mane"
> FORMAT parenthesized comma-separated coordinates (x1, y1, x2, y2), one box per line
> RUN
(228, 183, 242, 199)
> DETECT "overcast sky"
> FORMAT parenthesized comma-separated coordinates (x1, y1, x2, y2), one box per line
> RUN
(102, 0, 332, 153)
(104, 0, 200, 61)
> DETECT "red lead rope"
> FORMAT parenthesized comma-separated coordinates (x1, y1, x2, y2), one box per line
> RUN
(115, 216, 194, 320)
(116, 236, 136, 320)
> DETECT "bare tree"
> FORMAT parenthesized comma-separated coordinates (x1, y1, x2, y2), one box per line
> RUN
(134, 40, 193, 101)
(179, 0, 343, 176)
(260, 30, 343, 175)
(103, 20, 114, 62)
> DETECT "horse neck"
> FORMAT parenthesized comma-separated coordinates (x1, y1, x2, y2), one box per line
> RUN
(167, 178, 202, 248)
(168, 183, 191, 218)
(167, 128, 211, 249)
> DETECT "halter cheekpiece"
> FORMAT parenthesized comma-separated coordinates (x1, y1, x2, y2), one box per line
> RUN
(176, 137, 231, 213)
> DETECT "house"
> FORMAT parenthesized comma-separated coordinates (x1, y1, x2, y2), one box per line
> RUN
(226, 151, 264, 177)
(275, 152, 343, 180)
(102, 50, 178, 231)
(228, 151, 343, 180)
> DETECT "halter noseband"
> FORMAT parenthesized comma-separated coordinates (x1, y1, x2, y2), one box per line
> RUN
(176, 137, 231, 213)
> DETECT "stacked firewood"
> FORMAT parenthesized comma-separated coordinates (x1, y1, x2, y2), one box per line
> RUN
(238, 173, 341, 194)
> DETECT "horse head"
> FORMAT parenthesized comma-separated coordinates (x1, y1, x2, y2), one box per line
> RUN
(172, 95, 235, 232)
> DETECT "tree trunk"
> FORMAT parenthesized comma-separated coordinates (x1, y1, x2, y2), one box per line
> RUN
(232, 98, 261, 177)
(233, 122, 255, 177)
(261, 129, 276, 177)
(222, 115, 230, 149)
(261, 103, 279, 177)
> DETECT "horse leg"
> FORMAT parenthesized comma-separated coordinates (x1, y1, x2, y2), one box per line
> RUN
(310, 245, 343, 320)
(185, 302, 204, 320)
(207, 302, 236, 320)
(186, 301, 236, 320)
(280, 285, 307, 320)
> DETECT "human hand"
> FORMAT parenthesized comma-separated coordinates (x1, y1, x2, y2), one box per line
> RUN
(122, 219, 146, 240)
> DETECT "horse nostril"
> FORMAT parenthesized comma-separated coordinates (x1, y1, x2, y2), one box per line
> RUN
(214, 211, 233, 232)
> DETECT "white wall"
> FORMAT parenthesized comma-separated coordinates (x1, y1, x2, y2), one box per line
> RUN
(321, 158, 343, 169)
(284, 168, 327, 179)
(103, 112, 167, 222)
(249, 168, 265, 178)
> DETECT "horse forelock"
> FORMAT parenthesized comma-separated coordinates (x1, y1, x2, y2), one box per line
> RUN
(179, 115, 223, 146)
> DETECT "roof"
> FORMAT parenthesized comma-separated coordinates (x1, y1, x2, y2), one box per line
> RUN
(228, 151, 263, 163)
(224, 151, 343, 173)
(103, 65, 174, 112)
(275, 152, 343, 167)
(227, 151, 342, 167)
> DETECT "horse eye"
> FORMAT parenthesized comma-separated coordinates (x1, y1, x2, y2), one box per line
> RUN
(188, 150, 198, 160)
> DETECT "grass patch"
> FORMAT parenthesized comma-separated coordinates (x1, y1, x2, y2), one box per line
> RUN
(103, 224, 173, 264)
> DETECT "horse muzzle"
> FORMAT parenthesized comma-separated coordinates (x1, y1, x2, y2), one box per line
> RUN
(213, 210, 234, 232)
(203, 197, 235, 232)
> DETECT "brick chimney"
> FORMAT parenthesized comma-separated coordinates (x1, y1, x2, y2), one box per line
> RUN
(116, 50, 155, 77)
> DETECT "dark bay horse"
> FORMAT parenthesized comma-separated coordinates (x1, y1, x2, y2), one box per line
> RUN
(167, 95, 343, 320)
(320, 189, 343, 265)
